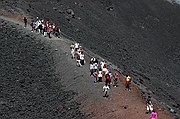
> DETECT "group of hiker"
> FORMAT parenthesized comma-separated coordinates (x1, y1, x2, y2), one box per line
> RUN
(69, 42, 157, 119)
(24, 16, 61, 38)
(69, 44, 131, 98)
(89, 57, 132, 96)
(89, 57, 120, 97)
(24, 16, 157, 119)
(70, 42, 85, 67)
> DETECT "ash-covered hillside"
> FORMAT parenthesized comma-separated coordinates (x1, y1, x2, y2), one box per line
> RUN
(0, 19, 85, 119)
(1, 0, 180, 117)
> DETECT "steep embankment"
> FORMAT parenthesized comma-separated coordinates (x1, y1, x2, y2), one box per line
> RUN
(0, 0, 180, 117)
(0, 18, 85, 119)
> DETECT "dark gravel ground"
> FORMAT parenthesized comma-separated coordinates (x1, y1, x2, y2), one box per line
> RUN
(0, 19, 85, 119)
(0, 0, 180, 117)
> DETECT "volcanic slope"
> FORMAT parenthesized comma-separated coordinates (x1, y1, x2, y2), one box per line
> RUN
(0, 0, 180, 117)
(0, 16, 176, 119)
(0, 19, 85, 119)
(8, 0, 180, 116)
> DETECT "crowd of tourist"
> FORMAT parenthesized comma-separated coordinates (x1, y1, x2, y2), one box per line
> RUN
(88, 56, 132, 95)
(24, 16, 157, 119)
(69, 42, 157, 118)
(69, 41, 136, 97)
(24, 16, 61, 38)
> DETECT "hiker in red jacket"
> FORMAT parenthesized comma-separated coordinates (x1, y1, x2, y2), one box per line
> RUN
(105, 73, 111, 88)
(45, 20, 51, 38)
(52, 24, 61, 37)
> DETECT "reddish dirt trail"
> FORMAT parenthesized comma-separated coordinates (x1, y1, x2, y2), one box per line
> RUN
(78, 69, 174, 119)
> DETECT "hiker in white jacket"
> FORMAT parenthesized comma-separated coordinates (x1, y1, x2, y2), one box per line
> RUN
(103, 84, 110, 97)
(71, 48, 75, 59)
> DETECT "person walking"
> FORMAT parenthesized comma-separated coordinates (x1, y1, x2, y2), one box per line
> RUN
(93, 71, 98, 83)
(113, 72, 119, 87)
(125, 75, 131, 91)
(23, 17, 27, 27)
(105, 73, 111, 88)
(103, 84, 110, 97)
(93, 62, 98, 72)
(71, 48, 75, 59)
(76, 54, 81, 67)
(30, 20, 35, 32)
(89, 62, 94, 76)
(98, 70, 102, 82)
(150, 110, 157, 119)
(45, 19, 51, 38)
(80, 52, 85, 65)
(74, 42, 79, 52)
(100, 59, 106, 69)
(146, 96, 154, 113)
(109, 71, 113, 79)
(46, 24, 52, 38)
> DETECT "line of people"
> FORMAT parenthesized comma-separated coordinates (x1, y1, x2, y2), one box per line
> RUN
(70, 42, 85, 67)
(24, 16, 157, 119)
(24, 16, 61, 38)
(90, 57, 157, 119)
(69, 43, 157, 119)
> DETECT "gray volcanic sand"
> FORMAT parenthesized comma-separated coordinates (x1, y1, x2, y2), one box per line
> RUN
(0, 19, 85, 119)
